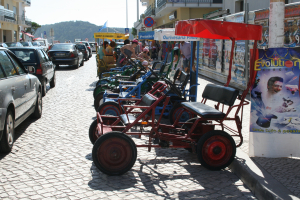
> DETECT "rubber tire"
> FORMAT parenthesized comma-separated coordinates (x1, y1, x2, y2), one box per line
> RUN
(80, 59, 84, 66)
(31, 90, 42, 119)
(50, 72, 56, 88)
(92, 131, 137, 176)
(197, 130, 236, 171)
(42, 80, 46, 97)
(0, 110, 14, 153)
(169, 103, 195, 126)
(73, 59, 79, 69)
(89, 118, 124, 144)
(56, 64, 59, 68)
(97, 101, 124, 116)
(94, 92, 104, 111)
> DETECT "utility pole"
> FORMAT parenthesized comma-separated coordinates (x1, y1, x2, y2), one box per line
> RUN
(269, 0, 285, 48)
(137, 0, 139, 22)
(126, 0, 128, 28)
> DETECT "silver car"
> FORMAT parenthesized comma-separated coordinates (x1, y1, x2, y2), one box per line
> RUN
(0, 47, 42, 153)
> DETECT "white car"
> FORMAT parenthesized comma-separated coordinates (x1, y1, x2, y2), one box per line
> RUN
(89, 42, 97, 52)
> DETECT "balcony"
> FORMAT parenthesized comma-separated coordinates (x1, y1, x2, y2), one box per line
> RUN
(144, 5, 155, 17)
(24, 0, 31, 7)
(17, 15, 31, 27)
(156, 0, 223, 17)
(0, 6, 17, 24)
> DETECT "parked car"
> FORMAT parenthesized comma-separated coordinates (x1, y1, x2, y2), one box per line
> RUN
(115, 42, 124, 58)
(32, 41, 42, 47)
(76, 43, 89, 61)
(20, 42, 34, 47)
(75, 41, 92, 59)
(9, 47, 56, 97)
(89, 42, 97, 52)
(34, 39, 49, 52)
(0, 47, 42, 153)
(47, 43, 84, 68)
(5, 42, 23, 47)
(0, 43, 8, 48)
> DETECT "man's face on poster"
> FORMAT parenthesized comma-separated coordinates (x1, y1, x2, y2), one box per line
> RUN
(268, 81, 283, 94)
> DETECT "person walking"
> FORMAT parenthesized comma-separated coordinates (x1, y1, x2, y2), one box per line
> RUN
(180, 41, 191, 73)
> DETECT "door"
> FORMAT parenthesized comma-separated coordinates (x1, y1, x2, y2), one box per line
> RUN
(42, 50, 54, 80)
(0, 51, 25, 120)
(7, 51, 34, 113)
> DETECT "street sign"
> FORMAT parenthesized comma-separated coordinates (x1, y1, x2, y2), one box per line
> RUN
(144, 17, 154, 28)
(125, 28, 129, 34)
(85, 38, 88, 41)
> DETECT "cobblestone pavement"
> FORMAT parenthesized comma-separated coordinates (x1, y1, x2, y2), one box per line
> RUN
(0, 55, 256, 199)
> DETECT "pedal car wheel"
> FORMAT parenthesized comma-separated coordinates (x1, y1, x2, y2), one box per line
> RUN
(92, 131, 137, 176)
(169, 103, 195, 126)
(94, 92, 104, 111)
(89, 118, 125, 144)
(93, 85, 105, 99)
(97, 101, 124, 116)
(197, 130, 236, 171)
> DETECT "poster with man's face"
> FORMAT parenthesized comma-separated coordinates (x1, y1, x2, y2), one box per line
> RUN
(250, 48, 300, 134)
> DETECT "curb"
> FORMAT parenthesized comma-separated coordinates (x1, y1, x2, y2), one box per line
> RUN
(229, 149, 299, 200)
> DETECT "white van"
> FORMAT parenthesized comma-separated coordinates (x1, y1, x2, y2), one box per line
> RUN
(89, 42, 97, 52)
(34, 39, 49, 52)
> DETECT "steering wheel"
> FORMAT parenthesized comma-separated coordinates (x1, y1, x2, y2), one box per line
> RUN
(163, 78, 182, 97)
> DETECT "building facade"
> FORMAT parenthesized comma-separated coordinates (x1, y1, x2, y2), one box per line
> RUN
(134, 0, 223, 34)
(0, 0, 31, 43)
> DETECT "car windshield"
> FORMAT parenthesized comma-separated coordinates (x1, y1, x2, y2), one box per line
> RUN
(51, 44, 73, 50)
(21, 42, 29, 46)
(10, 50, 37, 63)
(89, 43, 95, 47)
(76, 45, 85, 49)
(5, 43, 17, 47)
(36, 41, 46, 46)
(32, 42, 40, 46)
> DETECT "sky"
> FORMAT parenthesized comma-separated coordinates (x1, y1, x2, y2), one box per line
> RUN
(26, 0, 147, 28)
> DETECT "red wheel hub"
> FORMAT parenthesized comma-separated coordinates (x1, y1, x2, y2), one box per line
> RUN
(207, 141, 226, 160)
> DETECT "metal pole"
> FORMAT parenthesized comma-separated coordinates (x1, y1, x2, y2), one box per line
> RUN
(269, 0, 285, 48)
(244, 2, 249, 88)
(137, 0, 139, 22)
(126, 0, 128, 28)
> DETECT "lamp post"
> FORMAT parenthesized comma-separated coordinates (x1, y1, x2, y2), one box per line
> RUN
(126, 0, 128, 28)
(269, 0, 285, 48)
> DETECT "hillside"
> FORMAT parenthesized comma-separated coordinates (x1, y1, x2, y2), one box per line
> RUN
(34, 21, 133, 43)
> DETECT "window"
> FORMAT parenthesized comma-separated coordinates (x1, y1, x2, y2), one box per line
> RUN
(285, 0, 289, 4)
(0, 51, 17, 77)
(41, 50, 50, 61)
(0, 66, 5, 79)
(10, 50, 37, 63)
(37, 50, 47, 63)
(235, 0, 244, 13)
(7, 4, 9, 9)
(7, 52, 26, 75)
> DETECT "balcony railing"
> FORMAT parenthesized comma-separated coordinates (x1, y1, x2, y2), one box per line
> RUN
(0, 6, 18, 24)
(144, 5, 155, 17)
(156, 0, 222, 13)
(24, 0, 31, 6)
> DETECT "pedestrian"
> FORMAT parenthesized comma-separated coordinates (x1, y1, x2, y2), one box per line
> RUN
(117, 39, 139, 67)
(180, 41, 191, 73)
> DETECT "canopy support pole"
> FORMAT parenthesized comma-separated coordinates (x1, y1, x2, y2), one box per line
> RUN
(225, 38, 235, 87)
(195, 41, 199, 102)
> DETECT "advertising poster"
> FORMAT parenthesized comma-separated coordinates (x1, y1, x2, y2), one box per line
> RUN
(284, 4, 300, 47)
(254, 9, 269, 49)
(198, 39, 204, 70)
(223, 39, 232, 75)
(203, 39, 210, 69)
(225, 12, 246, 85)
(250, 48, 300, 134)
(208, 39, 217, 70)
(216, 39, 223, 73)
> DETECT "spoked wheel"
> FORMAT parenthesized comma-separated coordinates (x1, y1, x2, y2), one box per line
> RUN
(169, 103, 196, 126)
(97, 101, 124, 116)
(0, 110, 14, 153)
(197, 130, 236, 170)
(94, 92, 104, 111)
(89, 117, 125, 144)
(92, 131, 137, 176)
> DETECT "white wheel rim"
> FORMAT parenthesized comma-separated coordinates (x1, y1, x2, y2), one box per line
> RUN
(6, 114, 13, 146)
(38, 92, 42, 114)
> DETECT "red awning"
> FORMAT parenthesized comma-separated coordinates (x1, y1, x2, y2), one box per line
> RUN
(33, 37, 43, 40)
(22, 32, 35, 38)
(175, 19, 262, 41)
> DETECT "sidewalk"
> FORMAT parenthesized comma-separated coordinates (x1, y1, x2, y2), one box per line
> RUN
(197, 74, 300, 200)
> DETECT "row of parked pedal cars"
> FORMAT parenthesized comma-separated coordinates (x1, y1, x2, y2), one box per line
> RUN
(0, 41, 93, 153)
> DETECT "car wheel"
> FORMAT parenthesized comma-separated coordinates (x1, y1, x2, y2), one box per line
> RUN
(50, 72, 56, 88)
(0, 110, 15, 153)
(31, 89, 42, 119)
(73, 59, 79, 69)
(42, 80, 47, 97)
(80, 59, 84, 66)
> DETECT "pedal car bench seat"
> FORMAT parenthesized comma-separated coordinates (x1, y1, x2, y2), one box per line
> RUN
(181, 84, 239, 119)
(120, 94, 156, 125)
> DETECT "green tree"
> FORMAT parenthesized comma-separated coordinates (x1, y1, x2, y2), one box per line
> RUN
(26, 22, 41, 35)
(132, 28, 137, 37)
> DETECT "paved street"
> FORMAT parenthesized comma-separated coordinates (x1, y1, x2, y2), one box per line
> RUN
(0, 55, 256, 199)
